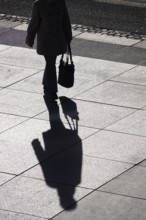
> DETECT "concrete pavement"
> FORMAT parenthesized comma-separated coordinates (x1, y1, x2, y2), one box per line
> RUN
(0, 20, 146, 219)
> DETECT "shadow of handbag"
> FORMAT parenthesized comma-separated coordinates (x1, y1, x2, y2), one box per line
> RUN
(58, 44, 75, 88)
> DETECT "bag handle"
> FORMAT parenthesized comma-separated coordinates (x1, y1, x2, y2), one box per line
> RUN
(60, 44, 73, 64)
(67, 44, 73, 63)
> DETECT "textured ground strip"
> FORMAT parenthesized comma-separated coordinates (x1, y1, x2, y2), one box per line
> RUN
(0, 13, 146, 40)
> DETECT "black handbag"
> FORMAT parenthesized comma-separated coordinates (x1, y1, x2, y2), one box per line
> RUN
(58, 45, 75, 88)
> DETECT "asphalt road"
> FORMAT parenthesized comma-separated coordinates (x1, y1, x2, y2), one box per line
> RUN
(0, 0, 146, 34)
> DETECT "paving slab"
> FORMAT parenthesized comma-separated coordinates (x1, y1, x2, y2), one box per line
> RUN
(0, 89, 46, 117)
(0, 140, 43, 174)
(9, 71, 43, 94)
(9, 55, 135, 94)
(134, 40, 146, 49)
(72, 30, 82, 37)
(0, 176, 91, 219)
(56, 56, 135, 98)
(68, 130, 146, 164)
(105, 46, 146, 66)
(0, 210, 46, 220)
(0, 173, 15, 185)
(112, 65, 146, 86)
(0, 210, 47, 220)
(72, 56, 135, 79)
(76, 81, 146, 108)
(72, 38, 123, 60)
(72, 38, 146, 66)
(139, 160, 146, 167)
(99, 165, 146, 199)
(9, 71, 98, 97)
(8, 57, 135, 100)
(13, 23, 28, 31)
(0, 46, 44, 69)
(76, 32, 141, 46)
(0, 29, 28, 47)
(0, 28, 9, 34)
(0, 44, 11, 52)
(107, 110, 146, 136)
(0, 63, 40, 87)
(36, 99, 135, 129)
(0, 119, 53, 174)
(0, 113, 27, 133)
(52, 191, 146, 220)
(0, 20, 21, 29)
(0, 118, 97, 174)
(143, 106, 146, 110)
(23, 151, 132, 189)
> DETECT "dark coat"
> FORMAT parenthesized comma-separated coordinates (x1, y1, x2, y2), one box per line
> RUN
(25, 0, 72, 55)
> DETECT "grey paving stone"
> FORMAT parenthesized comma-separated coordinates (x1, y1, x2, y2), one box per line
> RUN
(72, 38, 146, 66)
(99, 165, 146, 200)
(76, 81, 146, 108)
(76, 32, 140, 46)
(0, 173, 14, 185)
(52, 191, 146, 220)
(9, 71, 98, 97)
(9, 55, 134, 96)
(68, 130, 146, 164)
(0, 46, 45, 69)
(72, 38, 123, 60)
(73, 55, 134, 79)
(139, 160, 146, 167)
(107, 110, 146, 136)
(56, 56, 134, 98)
(0, 29, 28, 48)
(0, 119, 53, 174)
(0, 89, 46, 117)
(0, 113, 26, 133)
(9, 71, 43, 94)
(105, 46, 146, 66)
(60, 99, 135, 129)
(0, 20, 21, 29)
(134, 40, 146, 49)
(0, 28, 9, 34)
(0, 44, 11, 52)
(0, 63, 39, 87)
(72, 29, 82, 37)
(23, 151, 132, 189)
(0, 176, 91, 219)
(13, 23, 28, 31)
(36, 99, 135, 129)
(0, 118, 97, 174)
(0, 210, 46, 220)
(112, 66, 146, 86)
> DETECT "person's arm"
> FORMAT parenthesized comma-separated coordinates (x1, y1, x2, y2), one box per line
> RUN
(25, 1, 41, 48)
(63, 0, 72, 44)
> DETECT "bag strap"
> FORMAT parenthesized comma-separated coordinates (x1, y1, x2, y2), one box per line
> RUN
(68, 44, 73, 63)
(61, 44, 73, 64)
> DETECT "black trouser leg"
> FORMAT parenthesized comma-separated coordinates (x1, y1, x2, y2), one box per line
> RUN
(43, 55, 57, 94)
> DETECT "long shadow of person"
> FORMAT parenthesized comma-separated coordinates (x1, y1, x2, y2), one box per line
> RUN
(31, 96, 82, 210)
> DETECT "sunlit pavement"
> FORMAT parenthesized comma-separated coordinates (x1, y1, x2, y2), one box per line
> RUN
(0, 19, 146, 220)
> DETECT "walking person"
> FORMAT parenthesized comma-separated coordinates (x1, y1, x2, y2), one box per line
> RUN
(25, 0, 72, 100)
